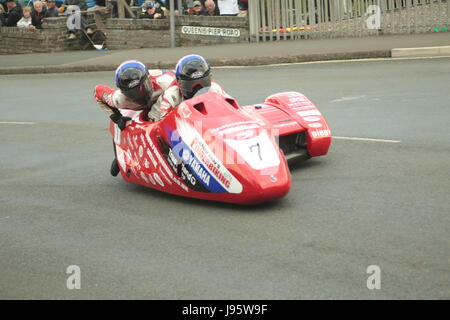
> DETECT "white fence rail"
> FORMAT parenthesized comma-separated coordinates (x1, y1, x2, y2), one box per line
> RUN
(249, 0, 450, 41)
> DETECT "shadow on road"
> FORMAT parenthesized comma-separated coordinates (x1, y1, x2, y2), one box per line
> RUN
(120, 181, 289, 214)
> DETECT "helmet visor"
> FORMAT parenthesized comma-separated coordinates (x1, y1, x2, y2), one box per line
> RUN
(122, 78, 153, 105)
(180, 74, 212, 99)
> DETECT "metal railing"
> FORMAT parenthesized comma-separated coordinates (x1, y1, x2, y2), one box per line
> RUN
(249, 0, 450, 41)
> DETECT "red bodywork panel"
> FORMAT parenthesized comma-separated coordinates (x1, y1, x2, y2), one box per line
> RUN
(247, 92, 332, 157)
(109, 91, 331, 204)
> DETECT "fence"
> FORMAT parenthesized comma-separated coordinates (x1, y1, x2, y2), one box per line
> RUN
(249, 0, 450, 41)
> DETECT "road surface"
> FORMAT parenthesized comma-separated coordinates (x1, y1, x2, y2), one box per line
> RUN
(1, 57, 449, 299)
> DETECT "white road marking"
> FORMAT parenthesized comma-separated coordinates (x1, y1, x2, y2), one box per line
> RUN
(0, 121, 37, 125)
(333, 136, 401, 143)
(331, 95, 367, 103)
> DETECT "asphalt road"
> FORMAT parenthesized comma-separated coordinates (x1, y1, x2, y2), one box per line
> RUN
(1, 57, 449, 299)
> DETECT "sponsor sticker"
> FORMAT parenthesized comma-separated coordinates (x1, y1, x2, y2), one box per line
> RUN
(303, 116, 321, 122)
(171, 118, 243, 194)
(311, 129, 331, 138)
(308, 123, 323, 128)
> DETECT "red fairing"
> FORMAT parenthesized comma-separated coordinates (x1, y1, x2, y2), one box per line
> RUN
(108, 91, 331, 204)
(262, 92, 332, 157)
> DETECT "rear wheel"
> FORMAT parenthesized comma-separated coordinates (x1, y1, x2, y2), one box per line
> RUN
(278, 132, 311, 163)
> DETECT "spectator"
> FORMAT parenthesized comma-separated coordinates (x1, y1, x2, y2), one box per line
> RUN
(64, 0, 93, 39)
(45, 0, 59, 17)
(187, 0, 204, 15)
(55, 0, 65, 8)
(4, 0, 23, 26)
(202, 0, 218, 16)
(217, 0, 238, 16)
(31, 0, 47, 28)
(17, 5, 35, 29)
(238, 0, 246, 10)
(237, 0, 246, 16)
(66, 0, 87, 11)
(162, 0, 185, 15)
(0, 4, 7, 26)
(139, 1, 164, 19)
(101, 0, 133, 18)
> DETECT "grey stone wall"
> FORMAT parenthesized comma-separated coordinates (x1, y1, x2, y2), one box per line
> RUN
(0, 13, 105, 54)
(177, 16, 249, 46)
(105, 16, 249, 50)
(0, 14, 249, 54)
(105, 18, 171, 50)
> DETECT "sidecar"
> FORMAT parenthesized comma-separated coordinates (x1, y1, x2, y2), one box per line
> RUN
(109, 91, 331, 204)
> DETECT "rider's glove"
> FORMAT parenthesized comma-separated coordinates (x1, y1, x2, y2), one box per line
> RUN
(110, 112, 131, 131)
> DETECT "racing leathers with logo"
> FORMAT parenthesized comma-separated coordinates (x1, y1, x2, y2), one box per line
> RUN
(148, 81, 227, 121)
(147, 54, 228, 121)
(94, 61, 177, 125)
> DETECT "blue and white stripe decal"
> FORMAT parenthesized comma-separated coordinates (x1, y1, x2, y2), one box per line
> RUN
(166, 125, 226, 193)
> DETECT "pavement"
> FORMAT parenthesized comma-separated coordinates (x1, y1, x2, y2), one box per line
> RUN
(1, 57, 449, 299)
(0, 32, 449, 74)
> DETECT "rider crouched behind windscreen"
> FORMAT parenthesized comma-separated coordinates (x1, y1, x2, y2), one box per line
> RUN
(94, 60, 177, 128)
(148, 54, 228, 121)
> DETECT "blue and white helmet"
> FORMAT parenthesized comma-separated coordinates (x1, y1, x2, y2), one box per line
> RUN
(175, 55, 212, 99)
(115, 60, 153, 105)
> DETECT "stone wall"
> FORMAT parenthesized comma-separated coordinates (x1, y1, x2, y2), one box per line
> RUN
(105, 15, 249, 50)
(104, 18, 171, 50)
(177, 15, 249, 46)
(0, 13, 249, 54)
(0, 12, 105, 54)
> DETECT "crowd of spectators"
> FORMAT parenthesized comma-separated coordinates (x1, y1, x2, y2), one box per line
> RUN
(0, 0, 249, 27)
(0, 0, 74, 28)
(0, 0, 97, 37)
(134, 0, 249, 19)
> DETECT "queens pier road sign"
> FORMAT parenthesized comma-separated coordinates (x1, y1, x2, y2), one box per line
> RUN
(181, 26, 241, 38)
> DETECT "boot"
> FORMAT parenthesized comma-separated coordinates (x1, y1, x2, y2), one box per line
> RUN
(110, 158, 120, 177)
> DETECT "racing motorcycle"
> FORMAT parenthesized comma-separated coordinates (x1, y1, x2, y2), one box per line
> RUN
(105, 91, 331, 204)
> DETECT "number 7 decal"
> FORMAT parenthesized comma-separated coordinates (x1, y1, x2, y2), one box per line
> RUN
(249, 142, 262, 161)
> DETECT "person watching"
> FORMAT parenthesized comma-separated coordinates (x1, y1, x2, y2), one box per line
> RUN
(4, 0, 23, 27)
(0, 3, 7, 26)
(17, 6, 35, 29)
(203, 0, 219, 16)
(139, 1, 165, 19)
(31, 1, 47, 29)
(217, 0, 238, 16)
(187, 0, 204, 15)
(45, 0, 60, 17)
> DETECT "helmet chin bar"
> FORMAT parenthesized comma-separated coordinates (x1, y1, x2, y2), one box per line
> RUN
(181, 75, 212, 99)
